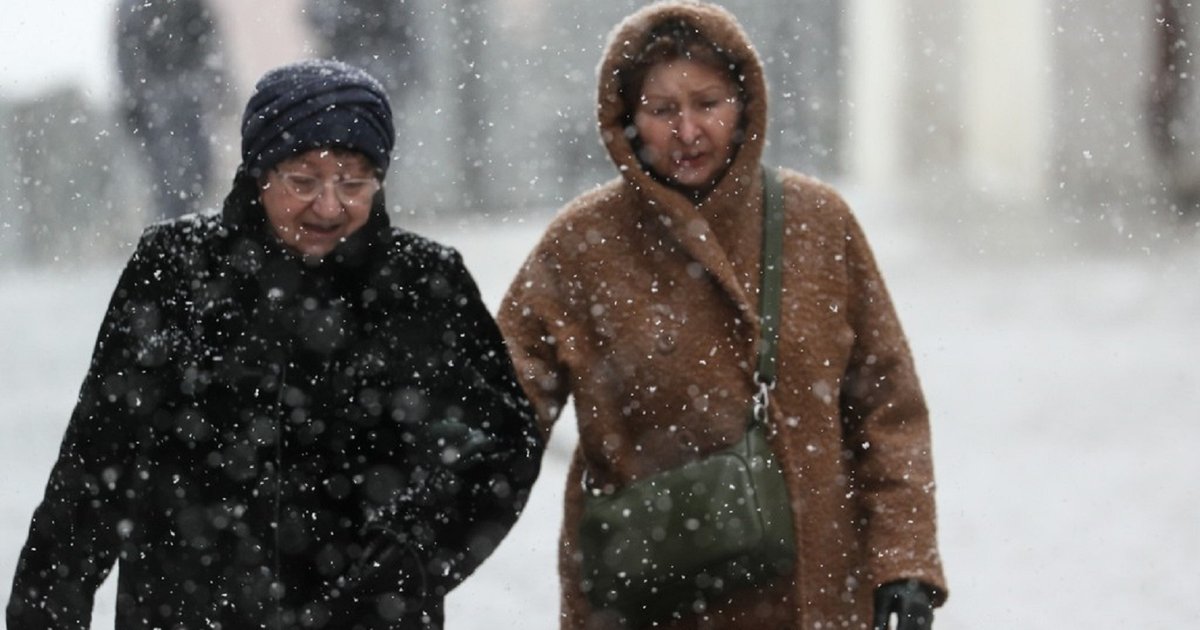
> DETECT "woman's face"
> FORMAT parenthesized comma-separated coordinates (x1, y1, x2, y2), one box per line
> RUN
(633, 59, 741, 192)
(259, 148, 379, 258)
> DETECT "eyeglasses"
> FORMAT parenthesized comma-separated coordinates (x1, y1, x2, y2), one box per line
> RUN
(273, 171, 381, 207)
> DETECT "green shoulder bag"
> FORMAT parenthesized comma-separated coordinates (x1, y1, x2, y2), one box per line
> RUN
(578, 166, 796, 626)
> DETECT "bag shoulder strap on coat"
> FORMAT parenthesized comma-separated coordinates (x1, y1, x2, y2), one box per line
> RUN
(753, 165, 785, 428)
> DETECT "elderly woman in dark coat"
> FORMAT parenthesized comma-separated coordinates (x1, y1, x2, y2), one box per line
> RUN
(7, 60, 542, 630)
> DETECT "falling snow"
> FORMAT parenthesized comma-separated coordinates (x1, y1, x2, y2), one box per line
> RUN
(3, 1, 1200, 628)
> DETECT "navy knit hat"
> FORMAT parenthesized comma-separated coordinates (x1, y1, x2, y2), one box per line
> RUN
(241, 59, 395, 177)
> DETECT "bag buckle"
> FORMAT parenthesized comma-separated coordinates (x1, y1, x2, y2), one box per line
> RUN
(580, 468, 612, 496)
(752, 374, 774, 425)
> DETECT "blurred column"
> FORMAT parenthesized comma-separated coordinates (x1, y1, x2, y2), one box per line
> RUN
(453, 0, 490, 212)
(902, 3, 967, 189)
(1050, 0, 1159, 222)
(0, 99, 23, 265)
(206, 0, 315, 179)
(844, 0, 908, 187)
(726, 0, 843, 178)
(206, 0, 314, 98)
(846, 1, 1052, 203)
(1148, 0, 1200, 215)
(846, 0, 968, 186)
(961, 0, 1050, 202)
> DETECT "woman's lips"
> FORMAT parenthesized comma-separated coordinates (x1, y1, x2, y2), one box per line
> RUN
(301, 223, 343, 240)
(675, 152, 707, 170)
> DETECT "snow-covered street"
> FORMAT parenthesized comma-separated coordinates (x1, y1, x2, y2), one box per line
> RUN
(2, 201, 1198, 628)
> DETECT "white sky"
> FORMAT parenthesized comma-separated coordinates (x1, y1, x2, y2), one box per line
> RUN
(0, 0, 118, 101)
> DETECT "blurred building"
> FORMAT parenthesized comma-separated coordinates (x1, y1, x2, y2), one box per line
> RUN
(0, 0, 1191, 266)
(845, 0, 1186, 247)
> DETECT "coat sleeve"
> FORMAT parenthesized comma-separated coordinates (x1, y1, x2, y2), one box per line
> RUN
(494, 238, 573, 441)
(837, 213, 949, 605)
(389, 250, 545, 598)
(7, 227, 179, 629)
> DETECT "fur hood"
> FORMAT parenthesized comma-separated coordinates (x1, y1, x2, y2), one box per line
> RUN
(597, 0, 769, 212)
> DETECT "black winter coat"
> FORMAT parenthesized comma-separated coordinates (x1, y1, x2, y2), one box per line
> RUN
(7, 175, 543, 629)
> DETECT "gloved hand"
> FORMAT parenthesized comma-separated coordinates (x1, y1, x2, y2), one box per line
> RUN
(330, 527, 427, 628)
(425, 418, 496, 472)
(872, 579, 935, 630)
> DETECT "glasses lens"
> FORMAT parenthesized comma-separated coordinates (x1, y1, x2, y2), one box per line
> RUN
(281, 173, 321, 201)
(277, 172, 378, 205)
(335, 179, 379, 206)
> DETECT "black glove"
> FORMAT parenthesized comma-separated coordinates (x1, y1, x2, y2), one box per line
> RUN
(872, 579, 935, 630)
(425, 418, 496, 472)
(330, 528, 427, 628)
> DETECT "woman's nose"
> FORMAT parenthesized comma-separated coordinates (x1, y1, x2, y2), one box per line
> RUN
(311, 181, 343, 217)
(675, 112, 701, 144)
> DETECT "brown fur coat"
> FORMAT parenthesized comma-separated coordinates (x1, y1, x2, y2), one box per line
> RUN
(498, 2, 948, 627)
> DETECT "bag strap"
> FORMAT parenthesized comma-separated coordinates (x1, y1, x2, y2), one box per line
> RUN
(752, 165, 784, 427)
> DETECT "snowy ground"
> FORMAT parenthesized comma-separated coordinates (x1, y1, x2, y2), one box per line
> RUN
(2, 196, 1199, 629)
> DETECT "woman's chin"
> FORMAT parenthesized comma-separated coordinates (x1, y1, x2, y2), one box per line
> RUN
(283, 238, 335, 260)
(669, 158, 723, 184)
(668, 166, 723, 193)
(295, 231, 348, 258)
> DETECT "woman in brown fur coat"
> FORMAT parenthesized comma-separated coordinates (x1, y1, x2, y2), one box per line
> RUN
(498, 2, 948, 628)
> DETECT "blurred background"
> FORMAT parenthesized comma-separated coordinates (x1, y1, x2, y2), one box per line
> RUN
(2, 1, 1198, 628)
(2, 0, 1197, 264)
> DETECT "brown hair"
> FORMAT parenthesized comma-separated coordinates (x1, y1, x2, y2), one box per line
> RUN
(620, 19, 743, 117)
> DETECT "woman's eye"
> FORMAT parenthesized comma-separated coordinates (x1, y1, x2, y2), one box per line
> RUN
(339, 181, 369, 196)
(289, 176, 319, 193)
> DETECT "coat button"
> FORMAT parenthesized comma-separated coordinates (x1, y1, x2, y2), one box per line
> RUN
(656, 331, 677, 354)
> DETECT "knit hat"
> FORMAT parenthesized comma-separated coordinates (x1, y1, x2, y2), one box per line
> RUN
(240, 59, 395, 177)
